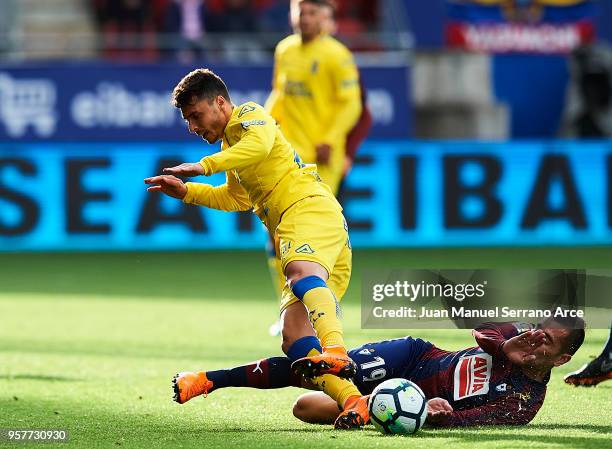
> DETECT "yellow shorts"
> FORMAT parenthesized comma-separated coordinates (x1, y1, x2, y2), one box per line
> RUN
(316, 164, 342, 196)
(276, 195, 352, 313)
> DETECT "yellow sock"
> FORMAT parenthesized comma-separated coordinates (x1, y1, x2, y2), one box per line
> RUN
(302, 286, 346, 349)
(311, 374, 361, 407)
(307, 347, 321, 357)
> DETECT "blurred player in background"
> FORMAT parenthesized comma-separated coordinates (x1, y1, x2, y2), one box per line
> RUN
(564, 322, 612, 386)
(265, 0, 370, 326)
(265, 0, 362, 194)
(179, 318, 585, 428)
(319, 1, 372, 180)
(144, 68, 367, 428)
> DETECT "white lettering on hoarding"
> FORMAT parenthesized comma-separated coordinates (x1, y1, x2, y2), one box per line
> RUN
(0, 73, 58, 137)
(462, 24, 584, 53)
(71, 83, 177, 128)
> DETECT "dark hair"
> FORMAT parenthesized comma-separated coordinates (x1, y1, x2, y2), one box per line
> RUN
(172, 68, 230, 109)
(541, 315, 586, 355)
(300, 0, 335, 10)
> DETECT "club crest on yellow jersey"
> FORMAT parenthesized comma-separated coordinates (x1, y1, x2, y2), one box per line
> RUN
(238, 104, 256, 117)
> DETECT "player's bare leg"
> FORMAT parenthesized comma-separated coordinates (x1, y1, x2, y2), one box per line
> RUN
(292, 392, 340, 424)
(293, 391, 370, 430)
(282, 299, 362, 429)
(280, 302, 318, 354)
(266, 234, 285, 337)
(283, 260, 356, 379)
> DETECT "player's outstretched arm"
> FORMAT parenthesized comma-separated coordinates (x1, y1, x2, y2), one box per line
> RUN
(144, 175, 187, 200)
(426, 392, 542, 427)
(473, 322, 536, 358)
(162, 162, 205, 177)
(183, 171, 252, 212)
(200, 120, 275, 175)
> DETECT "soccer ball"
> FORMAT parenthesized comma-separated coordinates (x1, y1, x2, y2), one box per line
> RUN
(368, 378, 428, 435)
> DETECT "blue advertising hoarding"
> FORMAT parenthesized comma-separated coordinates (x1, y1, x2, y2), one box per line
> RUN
(0, 141, 610, 251)
(0, 62, 411, 141)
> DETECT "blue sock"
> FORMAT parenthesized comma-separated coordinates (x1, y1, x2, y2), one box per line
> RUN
(291, 275, 327, 300)
(286, 335, 322, 361)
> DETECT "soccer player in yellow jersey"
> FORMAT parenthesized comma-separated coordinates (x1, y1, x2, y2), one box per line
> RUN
(265, 0, 362, 195)
(143, 68, 369, 429)
(264, 0, 364, 315)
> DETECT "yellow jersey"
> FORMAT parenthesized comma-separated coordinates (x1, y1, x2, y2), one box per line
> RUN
(182, 101, 337, 232)
(265, 33, 362, 193)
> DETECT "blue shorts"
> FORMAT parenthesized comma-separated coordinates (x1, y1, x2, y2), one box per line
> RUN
(349, 337, 433, 395)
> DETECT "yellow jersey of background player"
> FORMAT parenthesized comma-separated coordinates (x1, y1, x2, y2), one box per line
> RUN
(265, 0, 361, 195)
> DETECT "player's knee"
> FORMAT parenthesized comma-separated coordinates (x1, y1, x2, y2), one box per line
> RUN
(292, 396, 315, 423)
(284, 269, 309, 288)
(284, 261, 328, 290)
(292, 397, 306, 421)
(292, 393, 338, 424)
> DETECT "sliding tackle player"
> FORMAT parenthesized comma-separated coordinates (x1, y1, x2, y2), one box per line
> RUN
(171, 319, 585, 428)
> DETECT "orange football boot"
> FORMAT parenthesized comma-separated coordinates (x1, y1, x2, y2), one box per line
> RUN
(334, 395, 370, 430)
(172, 371, 213, 404)
(291, 346, 357, 379)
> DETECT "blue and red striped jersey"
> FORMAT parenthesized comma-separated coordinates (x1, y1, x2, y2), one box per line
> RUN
(350, 322, 546, 426)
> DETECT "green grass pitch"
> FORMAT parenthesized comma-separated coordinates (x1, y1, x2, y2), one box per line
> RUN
(1, 248, 611, 449)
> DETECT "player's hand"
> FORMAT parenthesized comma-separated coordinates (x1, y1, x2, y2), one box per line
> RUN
(162, 162, 205, 177)
(427, 398, 453, 415)
(501, 330, 546, 366)
(144, 175, 187, 200)
(315, 143, 332, 165)
(427, 398, 453, 425)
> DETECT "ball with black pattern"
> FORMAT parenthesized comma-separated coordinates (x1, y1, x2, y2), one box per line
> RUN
(368, 378, 428, 435)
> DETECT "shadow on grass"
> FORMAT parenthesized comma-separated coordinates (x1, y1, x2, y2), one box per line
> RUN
(4, 394, 609, 449)
(403, 424, 612, 449)
(0, 374, 83, 382)
(356, 424, 612, 449)
(3, 396, 337, 448)
(2, 249, 610, 301)
(528, 423, 612, 434)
